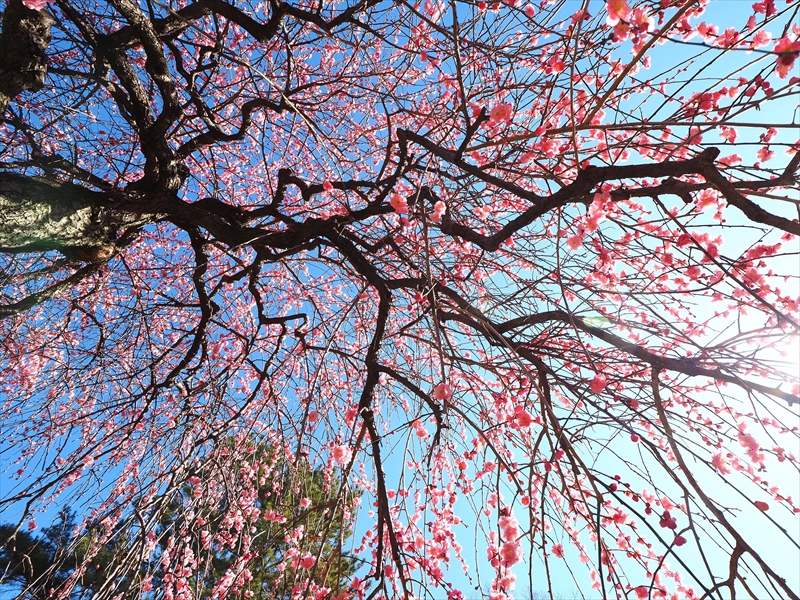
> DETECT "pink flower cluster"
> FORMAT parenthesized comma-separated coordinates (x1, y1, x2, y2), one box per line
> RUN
(659, 510, 677, 530)
(411, 419, 429, 439)
(605, 0, 630, 25)
(390, 193, 408, 214)
(711, 451, 732, 475)
(605, 0, 653, 44)
(430, 201, 446, 222)
(299, 553, 316, 569)
(513, 405, 533, 428)
(737, 425, 764, 466)
(488, 103, 513, 126)
(433, 382, 453, 401)
(331, 444, 352, 465)
(774, 38, 800, 79)
(22, 0, 51, 9)
(589, 373, 607, 393)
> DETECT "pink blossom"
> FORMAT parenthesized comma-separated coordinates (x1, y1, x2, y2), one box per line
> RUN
(552, 543, 564, 558)
(584, 213, 603, 233)
(634, 586, 649, 599)
(718, 153, 742, 167)
(711, 452, 732, 474)
(431, 201, 446, 222)
(612, 21, 631, 43)
(754, 500, 769, 511)
(714, 28, 742, 48)
(323, 181, 334, 192)
(344, 407, 359, 426)
(566, 234, 583, 250)
(589, 373, 607, 393)
(605, 0, 632, 26)
(696, 189, 718, 211)
(738, 430, 764, 465)
(751, 30, 772, 49)
(514, 406, 533, 427)
(390, 193, 408, 214)
(332, 445, 352, 465)
(488, 103, 513, 125)
(498, 514, 519, 541)
(22, 0, 51, 9)
(300, 554, 316, 569)
(774, 38, 800, 79)
(499, 540, 521, 566)
(524, 4, 535, 17)
(570, 9, 589, 24)
(659, 511, 677, 530)
(696, 22, 719, 43)
(474, 205, 491, 220)
(630, 7, 653, 33)
(433, 382, 453, 401)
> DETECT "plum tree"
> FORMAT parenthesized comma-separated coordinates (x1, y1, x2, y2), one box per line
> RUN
(1, 0, 798, 598)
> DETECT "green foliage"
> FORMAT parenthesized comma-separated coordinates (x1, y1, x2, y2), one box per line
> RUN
(213, 447, 360, 598)
(0, 508, 78, 600)
(1, 445, 359, 599)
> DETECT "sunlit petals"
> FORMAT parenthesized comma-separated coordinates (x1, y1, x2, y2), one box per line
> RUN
(774, 37, 800, 78)
(605, 0, 631, 26)
(331, 445, 352, 465)
(22, 0, 50, 9)
(590, 373, 607, 393)
(711, 452, 732, 475)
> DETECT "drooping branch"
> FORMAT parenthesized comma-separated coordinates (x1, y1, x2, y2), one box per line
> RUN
(428, 284, 800, 406)
(0, 262, 102, 319)
(651, 370, 800, 600)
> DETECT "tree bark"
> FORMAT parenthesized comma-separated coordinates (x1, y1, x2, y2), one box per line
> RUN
(0, 174, 154, 258)
(0, 0, 52, 113)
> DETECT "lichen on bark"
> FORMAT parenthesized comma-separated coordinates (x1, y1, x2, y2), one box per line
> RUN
(0, 174, 152, 258)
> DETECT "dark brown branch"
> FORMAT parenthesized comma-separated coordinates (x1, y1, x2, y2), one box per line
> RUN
(399, 132, 800, 248)
(699, 162, 800, 236)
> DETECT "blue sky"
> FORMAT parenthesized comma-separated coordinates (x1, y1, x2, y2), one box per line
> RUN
(2, 0, 799, 599)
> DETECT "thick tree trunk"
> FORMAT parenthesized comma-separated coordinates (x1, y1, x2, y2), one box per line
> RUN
(0, 174, 154, 259)
(0, 0, 52, 113)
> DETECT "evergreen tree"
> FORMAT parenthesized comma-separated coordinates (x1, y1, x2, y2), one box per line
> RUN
(1, 449, 359, 599)
(0, 508, 77, 600)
